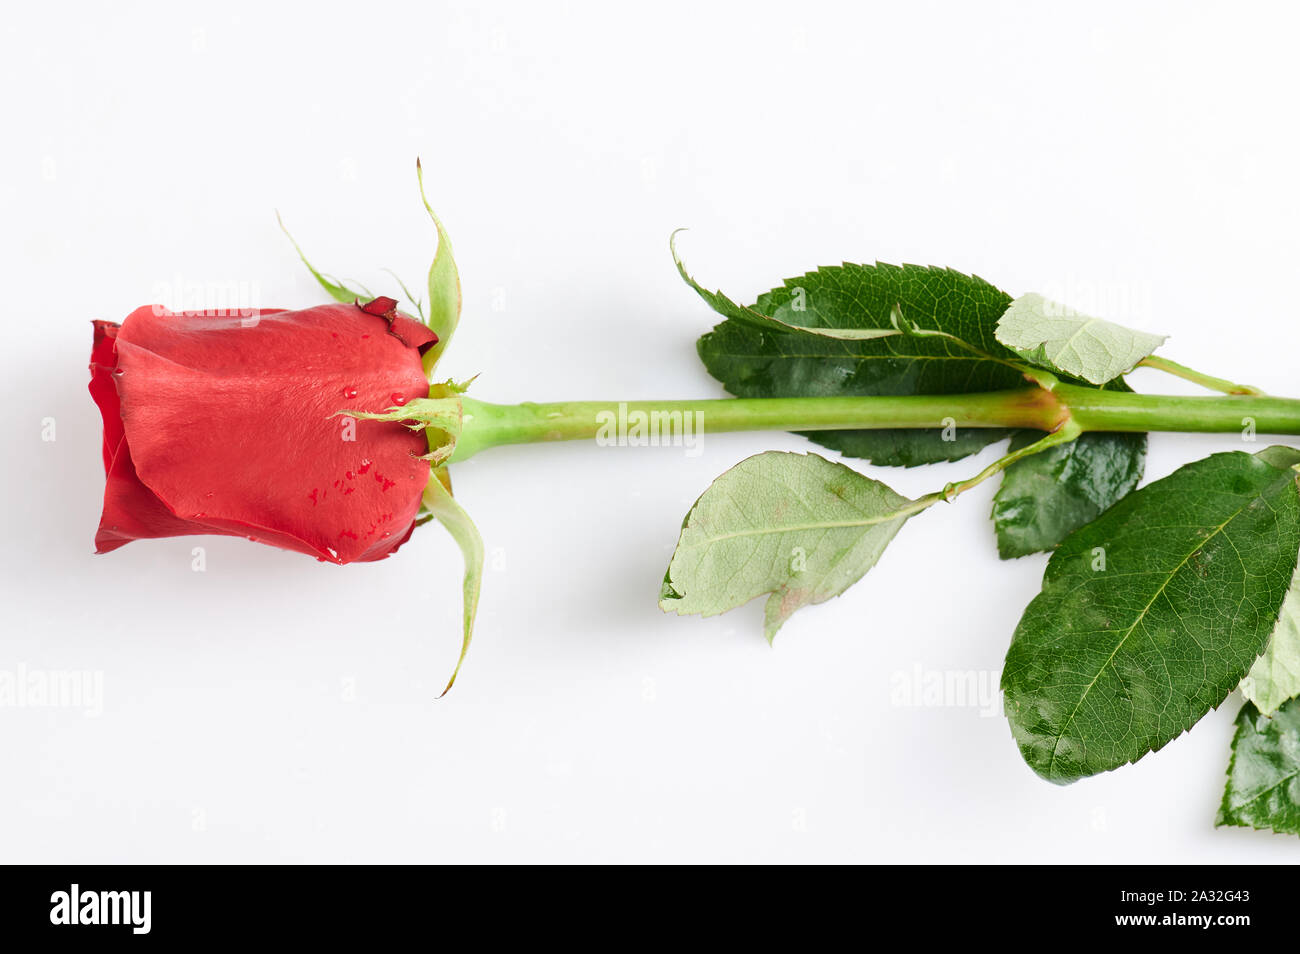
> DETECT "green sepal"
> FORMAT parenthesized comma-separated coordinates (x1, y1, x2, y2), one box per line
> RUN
(335, 396, 464, 465)
(381, 266, 427, 323)
(421, 474, 484, 696)
(416, 159, 462, 376)
(276, 211, 375, 305)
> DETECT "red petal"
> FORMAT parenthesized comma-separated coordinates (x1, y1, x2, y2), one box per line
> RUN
(95, 433, 225, 553)
(89, 320, 124, 474)
(93, 318, 233, 552)
(100, 303, 431, 564)
(359, 296, 400, 316)
(359, 296, 439, 352)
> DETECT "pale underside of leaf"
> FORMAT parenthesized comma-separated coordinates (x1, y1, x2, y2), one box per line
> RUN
(995, 292, 1167, 385)
(660, 451, 921, 641)
(1240, 559, 1300, 715)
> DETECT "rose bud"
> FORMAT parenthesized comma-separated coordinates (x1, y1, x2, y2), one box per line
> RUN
(90, 296, 437, 564)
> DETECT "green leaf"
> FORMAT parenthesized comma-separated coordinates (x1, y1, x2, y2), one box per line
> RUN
(995, 293, 1167, 385)
(991, 430, 1146, 559)
(1001, 448, 1300, 784)
(659, 451, 926, 641)
(673, 235, 902, 342)
(693, 262, 1026, 467)
(422, 475, 484, 695)
(1240, 563, 1300, 715)
(416, 159, 462, 375)
(1217, 697, 1300, 836)
(679, 253, 1151, 534)
(276, 212, 374, 305)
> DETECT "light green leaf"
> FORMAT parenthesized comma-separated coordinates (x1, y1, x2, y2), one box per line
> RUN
(1002, 448, 1300, 784)
(660, 451, 926, 641)
(422, 474, 484, 695)
(995, 292, 1166, 385)
(1217, 696, 1300, 836)
(1241, 565, 1300, 715)
(416, 159, 462, 375)
(277, 211, 374, 305)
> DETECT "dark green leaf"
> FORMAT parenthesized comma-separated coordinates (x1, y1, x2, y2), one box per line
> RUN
(680, 254, 1150, 535)
(991, 431, 1146, 559)
(1217, 697, 1300, 836)
(694, 262, 1025, 467)
(1002, 449, 1300, 784)
(994, 366, 1143, 557)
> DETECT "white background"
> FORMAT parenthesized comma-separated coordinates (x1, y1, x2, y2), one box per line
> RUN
(3, 0, 1298, 863)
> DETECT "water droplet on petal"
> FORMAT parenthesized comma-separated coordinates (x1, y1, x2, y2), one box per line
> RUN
(390, 393, 407, 406)
(342, 387, 359, 399)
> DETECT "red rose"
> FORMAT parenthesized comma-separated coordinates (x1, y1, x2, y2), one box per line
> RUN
(90, 297, 436, 564)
